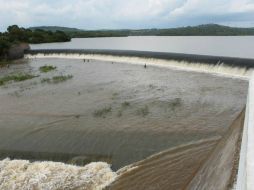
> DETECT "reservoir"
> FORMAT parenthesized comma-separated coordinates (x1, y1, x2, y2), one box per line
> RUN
(31, 36, 254, 59)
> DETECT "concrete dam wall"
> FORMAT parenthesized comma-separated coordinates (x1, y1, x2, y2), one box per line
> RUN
(26, 49, 254, 68)
(25, 49, 254, 79)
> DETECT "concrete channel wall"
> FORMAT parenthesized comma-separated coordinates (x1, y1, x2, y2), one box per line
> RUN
(186, 110, 245, 190)
(236, 73, 254, 190)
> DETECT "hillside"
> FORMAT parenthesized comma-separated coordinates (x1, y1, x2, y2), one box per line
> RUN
(63, 24, 254, 37)
(29, 24, 254, 37)
(29, 26, 83, 32)
(136, 24, 254, 36)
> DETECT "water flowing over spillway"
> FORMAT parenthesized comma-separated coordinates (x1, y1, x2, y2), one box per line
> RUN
(0, 159, 116, 190)
(0, 53, 250, 189)
(25, 52, 253, 79)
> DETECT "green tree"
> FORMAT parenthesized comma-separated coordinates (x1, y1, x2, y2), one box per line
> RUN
(0, 37, 11, 59)
(7, 25, 29, 42)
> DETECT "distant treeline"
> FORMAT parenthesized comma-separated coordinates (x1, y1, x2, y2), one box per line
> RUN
(75, 24, 254, 37)
(1, 25, 70, 44)
(40, 24, 254, 38)
(126, 24, 254, 36)
(0, 25, 70, 60)
(68, 30, 129, 38)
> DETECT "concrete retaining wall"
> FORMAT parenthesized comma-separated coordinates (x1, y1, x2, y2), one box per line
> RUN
(186, 110, 245, 190)
(236, 73, 254, 190)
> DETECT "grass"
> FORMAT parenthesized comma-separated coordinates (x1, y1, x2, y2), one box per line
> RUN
(93, 106, 112, 118)
(39, 65, 57, 73)
(41, 75, 73, 84)
(52, 75, 73, 83)
(0, 74, 38, 86)
(137, 105, 149, 117)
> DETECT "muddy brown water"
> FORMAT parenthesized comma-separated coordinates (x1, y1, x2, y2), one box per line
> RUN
(0, 58, 248, 173)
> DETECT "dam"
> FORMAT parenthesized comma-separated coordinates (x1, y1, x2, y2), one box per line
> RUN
(0, 49, 253, 189)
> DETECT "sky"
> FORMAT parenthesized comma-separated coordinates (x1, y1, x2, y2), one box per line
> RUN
(0, 0, 254, 31)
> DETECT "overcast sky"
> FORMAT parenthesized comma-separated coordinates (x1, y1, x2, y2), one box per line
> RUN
(1, 0, 254, 31)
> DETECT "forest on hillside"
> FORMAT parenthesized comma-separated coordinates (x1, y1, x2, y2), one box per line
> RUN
(34, 24, 254, 38)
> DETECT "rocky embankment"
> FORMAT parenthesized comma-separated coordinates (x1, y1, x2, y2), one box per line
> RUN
(8, 43, 30, 60)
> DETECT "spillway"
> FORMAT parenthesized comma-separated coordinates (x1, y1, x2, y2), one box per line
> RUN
(0, 50, 252, 190)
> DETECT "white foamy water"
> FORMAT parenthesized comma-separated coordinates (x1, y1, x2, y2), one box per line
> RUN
(0, 158, 117, 190)
(25, 53, 253, 79)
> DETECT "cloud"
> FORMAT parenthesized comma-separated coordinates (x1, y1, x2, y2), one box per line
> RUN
(0, 0, 254, 31)
(160, 0, 254, 28)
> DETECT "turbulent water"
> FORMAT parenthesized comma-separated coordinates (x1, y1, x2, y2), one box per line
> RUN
(0, 158, 116, 190)
(0, 56, 249, 189)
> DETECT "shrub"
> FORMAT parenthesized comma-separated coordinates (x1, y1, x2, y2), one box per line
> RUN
(52, 75, 73, 83)
(93, 106, 112, 118)
(0, 74, 37, 86)
(41, 75, 73, 84)
(137, 105, 149, 117)
(39, 65, 56, 73)
(121, 101, 130, 108)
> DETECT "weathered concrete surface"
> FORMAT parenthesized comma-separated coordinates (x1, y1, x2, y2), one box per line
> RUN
(236, 73, 254, 190)
(186, 110, 245, 190)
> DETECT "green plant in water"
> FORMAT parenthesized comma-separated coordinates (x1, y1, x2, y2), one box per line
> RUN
(121, 101, 130, 108)
(117, 110, 122, 117)
(93, 106, 112, 118)
(168, 98, 182, 111)
(0, 74, 38, 86)
(41, 75, 73, 84)
(39, 65, 56, 73)
(111, 92, 119, 100)
(41, 78, 51, 83)
(137, 105, 149, 117)
(52, 75, 73, 83)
